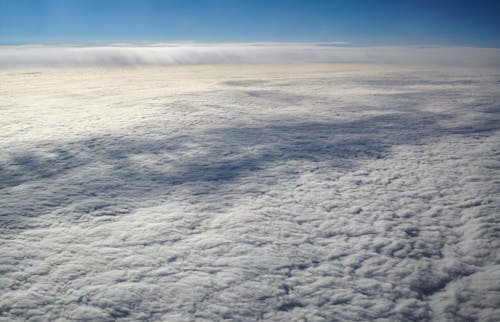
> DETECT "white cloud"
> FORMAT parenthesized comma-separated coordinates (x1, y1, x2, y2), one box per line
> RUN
(0, 64, 499, 320)
(1, 43, 500, 68)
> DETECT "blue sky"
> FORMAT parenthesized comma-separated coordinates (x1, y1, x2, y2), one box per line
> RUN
(0, 0, 499, 46)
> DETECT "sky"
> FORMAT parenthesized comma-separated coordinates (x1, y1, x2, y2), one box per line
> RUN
(0, 0, 499, 46)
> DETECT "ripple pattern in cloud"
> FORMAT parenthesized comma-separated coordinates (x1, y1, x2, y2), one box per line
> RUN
(0, 64, 499, 321)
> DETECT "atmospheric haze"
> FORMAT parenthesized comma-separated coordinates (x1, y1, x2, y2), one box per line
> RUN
(1, 45, 499, 321)
(1, 44, 500, 68)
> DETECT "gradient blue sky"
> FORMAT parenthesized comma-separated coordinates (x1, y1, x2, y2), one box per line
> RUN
(0, 0, 499, 46)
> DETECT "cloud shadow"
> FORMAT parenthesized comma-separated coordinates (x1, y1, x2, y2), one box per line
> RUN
(1, 109, 498, 232)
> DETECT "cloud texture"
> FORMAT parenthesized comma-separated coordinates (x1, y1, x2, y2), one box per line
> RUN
(1, 64, 499, 321)
(1, 43, 500, 68)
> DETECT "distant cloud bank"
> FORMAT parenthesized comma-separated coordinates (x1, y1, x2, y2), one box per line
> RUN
(1, 43, 500, 68)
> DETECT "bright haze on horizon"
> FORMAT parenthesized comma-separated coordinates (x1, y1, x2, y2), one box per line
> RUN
(1, 1, 500, 322)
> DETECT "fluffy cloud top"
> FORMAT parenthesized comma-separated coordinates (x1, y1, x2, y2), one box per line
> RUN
(1, 64, 499, 320)
(1, 43, 500, 68)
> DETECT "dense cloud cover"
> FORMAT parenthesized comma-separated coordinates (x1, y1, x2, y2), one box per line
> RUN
(0, 64, 499, 321)
(1, 43, 500, 68)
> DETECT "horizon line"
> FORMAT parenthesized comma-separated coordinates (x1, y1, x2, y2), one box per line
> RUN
(1, 42, 500, 49)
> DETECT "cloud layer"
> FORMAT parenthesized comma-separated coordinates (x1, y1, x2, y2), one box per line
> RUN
(1, 65, 499, 321)
(1, 43, 500, 68)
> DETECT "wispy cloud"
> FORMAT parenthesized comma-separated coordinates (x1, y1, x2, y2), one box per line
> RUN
(1, 43, 499, 68)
